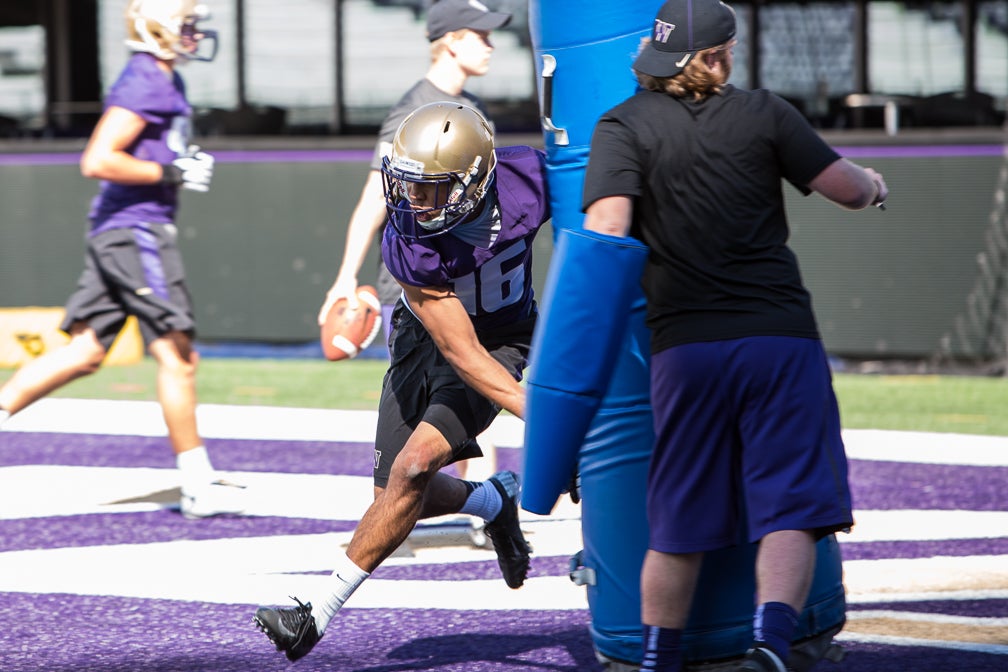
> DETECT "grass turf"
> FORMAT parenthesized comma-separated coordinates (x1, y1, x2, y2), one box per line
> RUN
(1, 357, 387, 411)
(4, 357, 1008, 435)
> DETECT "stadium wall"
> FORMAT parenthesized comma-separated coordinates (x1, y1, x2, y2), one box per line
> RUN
(0, 130, 1004, 360)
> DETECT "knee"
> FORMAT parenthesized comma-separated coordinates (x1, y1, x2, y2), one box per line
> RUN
(386, 423, 453, 491)
(80, 351, 105, 374)
(149, 334, 198, 376)
(69, 336, 107, 374)
(161, 354, 197, 381)
(388, 447, 442, 490)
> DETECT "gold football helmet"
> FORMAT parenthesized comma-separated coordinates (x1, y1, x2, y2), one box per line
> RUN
(125, 0, 218, 62)
(381, 102, 497, 238)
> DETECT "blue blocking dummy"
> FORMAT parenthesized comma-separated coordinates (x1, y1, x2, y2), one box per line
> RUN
(523, 1, 847, 668)
(522, 228, 648, 515)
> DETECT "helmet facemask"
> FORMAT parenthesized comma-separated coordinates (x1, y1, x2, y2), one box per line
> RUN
(382, 153, 492, 236)
(380, 102, 497, 240)
(126, 0, 219, 63)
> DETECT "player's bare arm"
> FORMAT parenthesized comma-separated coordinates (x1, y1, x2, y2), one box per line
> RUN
(321, 171, 389, 321)
(584, 195, 634, 238)
(80, 106, 161, 184)
(809, 158, 888, 210)
(401, 282, 525, 419)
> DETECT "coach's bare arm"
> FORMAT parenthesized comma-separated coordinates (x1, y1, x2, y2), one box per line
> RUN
(584, 195, 634, 238)
(809, 158, 888, 210)
(400, 282, 525, 419)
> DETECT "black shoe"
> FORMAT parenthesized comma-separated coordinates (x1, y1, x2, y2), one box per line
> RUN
(253, 597, 321, 662)
(737, 645, 789, 672)
(483, 471, 531, 589)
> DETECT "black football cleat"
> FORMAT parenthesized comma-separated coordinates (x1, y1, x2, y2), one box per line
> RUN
(737, 645, 790, 672)
(483, 471, 532, 589)
(253, 597, 321, 662)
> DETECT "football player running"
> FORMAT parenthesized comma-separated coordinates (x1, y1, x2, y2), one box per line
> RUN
(319, 0, 514, 496)
(0, 0, 244, 519)
(319, 0, 511, 344)
(254, 102, 547, 663)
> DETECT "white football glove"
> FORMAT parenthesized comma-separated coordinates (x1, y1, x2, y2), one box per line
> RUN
(174, 151, 215, 192)
(162, 151, 215, 192)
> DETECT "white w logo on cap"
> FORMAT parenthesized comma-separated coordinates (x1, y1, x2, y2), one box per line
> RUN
(654, 19, 676, 43)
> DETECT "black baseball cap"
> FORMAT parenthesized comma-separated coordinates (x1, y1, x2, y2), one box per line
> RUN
(426, 0, 512, 42)
(633, 0, 737, 77)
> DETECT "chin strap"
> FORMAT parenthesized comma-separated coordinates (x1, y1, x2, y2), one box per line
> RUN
(127, 18, 175, 60)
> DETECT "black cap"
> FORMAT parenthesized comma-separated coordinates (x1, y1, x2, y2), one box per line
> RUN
(426, 0, 512, 42)
(633, 0, 737, 78)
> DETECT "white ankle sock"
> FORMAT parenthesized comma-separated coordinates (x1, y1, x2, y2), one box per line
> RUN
(176, 446, 214, 494)
(459, 480, 503, 522)
(310, 553, 370, 635)
(0, 409, 10, 427)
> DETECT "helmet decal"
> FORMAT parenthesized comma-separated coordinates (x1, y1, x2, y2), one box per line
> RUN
(390, 155, 426, 175)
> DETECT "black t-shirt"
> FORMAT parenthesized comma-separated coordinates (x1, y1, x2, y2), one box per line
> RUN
(582, 85, 840, 353)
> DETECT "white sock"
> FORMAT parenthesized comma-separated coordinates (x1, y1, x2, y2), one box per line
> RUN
(309, 552, 370, 635)
(0, 409, 10, 427)
(459, 480, 503, 522)
(176, 446, 214, 494)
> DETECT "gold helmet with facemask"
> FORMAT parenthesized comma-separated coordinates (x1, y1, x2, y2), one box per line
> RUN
(125, 0, 218, 62)
(381, 102, 497, 238)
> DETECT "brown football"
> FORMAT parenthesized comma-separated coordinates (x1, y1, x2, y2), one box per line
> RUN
(320, 285, 382, 361)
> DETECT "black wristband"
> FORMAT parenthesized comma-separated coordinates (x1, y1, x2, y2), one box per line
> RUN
(159, 163, 184, 185)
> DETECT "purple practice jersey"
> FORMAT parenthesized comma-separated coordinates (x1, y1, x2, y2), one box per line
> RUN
(382, 146, 550, 333)
(87, 52, 194, 235)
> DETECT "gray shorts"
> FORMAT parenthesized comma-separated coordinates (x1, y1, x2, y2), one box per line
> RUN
(62, 224, 196, 349)
(372, 301, 534, 487)
(376, 258, 401, 306)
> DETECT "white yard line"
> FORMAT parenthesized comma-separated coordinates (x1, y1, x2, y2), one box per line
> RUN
(0, 397, 526, 448)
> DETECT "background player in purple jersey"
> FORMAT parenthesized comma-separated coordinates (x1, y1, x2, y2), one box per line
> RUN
(254, 102, 548, 663)
(579, 1, 889, 671)
(0, 0, 244, 520)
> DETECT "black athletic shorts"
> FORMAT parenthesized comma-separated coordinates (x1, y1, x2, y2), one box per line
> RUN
(61, 224, 196, 349)
(372, 300, 534, 487)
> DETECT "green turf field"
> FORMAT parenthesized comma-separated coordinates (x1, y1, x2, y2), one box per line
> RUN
(0, 358, 388, 411)
(4, 357, 1008, 436)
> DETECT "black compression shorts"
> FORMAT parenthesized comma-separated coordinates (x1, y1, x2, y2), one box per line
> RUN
(372, 300, 533, 487)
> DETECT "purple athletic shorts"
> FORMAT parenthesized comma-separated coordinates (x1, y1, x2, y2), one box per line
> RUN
(647, 335, 853, 553)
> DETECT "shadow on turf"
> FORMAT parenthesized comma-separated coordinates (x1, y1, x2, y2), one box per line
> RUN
(355, 630, 604, 671)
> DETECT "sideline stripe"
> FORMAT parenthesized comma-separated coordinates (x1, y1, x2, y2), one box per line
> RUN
(843, 612, 1008, 649)
(5, 398, 1008, 464)
(847, 589, 1008, 604)
(847, 610, 1008, 626)
(0, 149, 375, 166)
(834, 631, 1008, 655)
